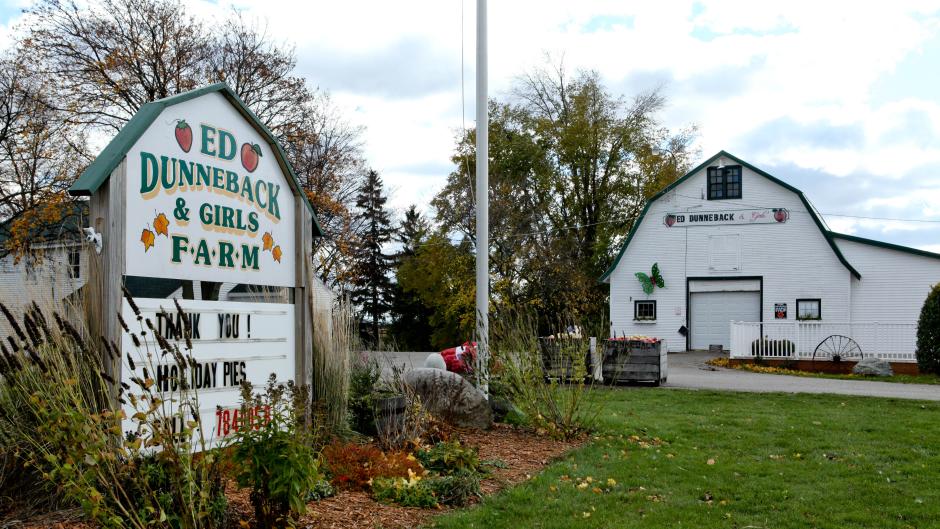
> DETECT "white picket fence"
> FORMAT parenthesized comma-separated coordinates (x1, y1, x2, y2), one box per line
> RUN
(729, 321, 918, 362)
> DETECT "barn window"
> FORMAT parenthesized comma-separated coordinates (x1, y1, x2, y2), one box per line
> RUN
(634, 300, 657, 321)
(796, 299, 821, 320)
(707, 165, 742, 200)
(68, 246, 81, 278)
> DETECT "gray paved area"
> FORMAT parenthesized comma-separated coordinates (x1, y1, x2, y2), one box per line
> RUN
(665, 351, 940, 401)
(368, 350, 940, 401)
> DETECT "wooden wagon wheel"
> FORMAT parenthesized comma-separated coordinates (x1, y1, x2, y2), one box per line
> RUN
(812, 335, 863, 363)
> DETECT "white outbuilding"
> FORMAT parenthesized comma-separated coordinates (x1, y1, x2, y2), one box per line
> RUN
(602, 151, 940, 362)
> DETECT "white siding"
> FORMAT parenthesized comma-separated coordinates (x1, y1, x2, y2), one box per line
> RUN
(609, 161, 852, 351)
(836, 238, 940, 322)
(0, 243, 89, 338)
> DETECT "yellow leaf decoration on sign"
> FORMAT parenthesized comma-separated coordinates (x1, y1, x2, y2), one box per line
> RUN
(272, 245, 282, 263)
(140, 229, 155, 251)
(262, 231, 274, 251)
(153, 213, 169, 236)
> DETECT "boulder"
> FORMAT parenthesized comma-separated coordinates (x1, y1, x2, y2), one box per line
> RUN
(852, 357, 893, 377)
(424, 352, 447, 370)
(403, 368, 493, 429)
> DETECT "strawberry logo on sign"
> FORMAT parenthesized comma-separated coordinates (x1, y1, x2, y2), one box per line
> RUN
(664, 214, 676, 227)
(175, 119, 193, 153)
(773, 208, 789, 223)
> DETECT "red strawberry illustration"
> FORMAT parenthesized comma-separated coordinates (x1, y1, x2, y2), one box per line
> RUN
(664, 214, 676, 227)
(241, 143, 262, 173)
(175, 119, 192, 153)
(774, 209, 788, 223)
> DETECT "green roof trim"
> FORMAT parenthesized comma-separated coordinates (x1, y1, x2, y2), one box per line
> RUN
(599, 150, 861, 283)
(829, 231, 940, 261)
(68, 82, 324, 237)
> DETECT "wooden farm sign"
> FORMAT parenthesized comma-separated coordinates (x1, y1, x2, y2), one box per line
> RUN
(69, 84, 321, 444)
(127, 91, 294, 286)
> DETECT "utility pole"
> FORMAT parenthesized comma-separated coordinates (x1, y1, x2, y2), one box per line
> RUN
(475, 0, 489, 396)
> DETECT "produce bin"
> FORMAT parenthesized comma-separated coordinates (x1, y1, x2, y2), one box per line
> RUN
(602, 338, 666, 385)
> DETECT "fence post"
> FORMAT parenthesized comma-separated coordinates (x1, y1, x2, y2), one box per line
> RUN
(589, 337, 601, 382)
(793, 320, 799, 360)
(873, 321, 879, 359)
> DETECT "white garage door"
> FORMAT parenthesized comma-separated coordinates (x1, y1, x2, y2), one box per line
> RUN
(690, 291, 760, 350)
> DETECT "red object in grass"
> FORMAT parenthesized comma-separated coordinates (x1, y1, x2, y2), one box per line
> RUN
(440, 341, 477, 373)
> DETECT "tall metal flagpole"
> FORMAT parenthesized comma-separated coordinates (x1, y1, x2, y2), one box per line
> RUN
(475, 0, 489, 396)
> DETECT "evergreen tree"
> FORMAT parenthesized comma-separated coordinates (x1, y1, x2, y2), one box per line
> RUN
(398, 205, 428, 257)
(390, 205, 434, 350)
(350, 169, 394, 346)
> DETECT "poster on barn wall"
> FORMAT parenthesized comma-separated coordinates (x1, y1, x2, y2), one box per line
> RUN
(120, 298, 295, 443)
(125, 91, 295, 287)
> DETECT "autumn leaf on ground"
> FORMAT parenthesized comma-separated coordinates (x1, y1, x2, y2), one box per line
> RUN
(262, 232, 274, 251)
(272, 245, 282, 263)
(141, 229, 155, 251)
(153, 213, 169, 236)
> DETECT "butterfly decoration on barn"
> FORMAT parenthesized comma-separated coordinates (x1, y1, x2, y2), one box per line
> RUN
(635, 263, 665, 295)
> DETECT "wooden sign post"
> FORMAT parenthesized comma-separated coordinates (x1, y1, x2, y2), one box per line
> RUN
(69, 83, 323, 441)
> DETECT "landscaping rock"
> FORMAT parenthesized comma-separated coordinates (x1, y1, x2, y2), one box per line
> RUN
(403, 368, 493, 429)
(852, 357, 893, 377)
(424, 352, 447, 370)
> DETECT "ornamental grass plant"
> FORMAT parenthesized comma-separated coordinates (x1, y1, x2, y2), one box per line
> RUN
(490, 311, 600, 440)
(0, 289, 227, 529)
(310, 294, 353, 437)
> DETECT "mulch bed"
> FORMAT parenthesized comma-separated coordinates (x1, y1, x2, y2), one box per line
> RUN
(5, 424, 583, 529)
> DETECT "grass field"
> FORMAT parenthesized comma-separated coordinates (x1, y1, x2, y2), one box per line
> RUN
(432, 388, 940, 529)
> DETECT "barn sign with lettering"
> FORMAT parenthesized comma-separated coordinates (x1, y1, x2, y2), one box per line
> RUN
(663, 208, 789, 227)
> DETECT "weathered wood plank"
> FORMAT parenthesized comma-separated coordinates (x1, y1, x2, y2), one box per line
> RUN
(604, 364, 662, 375)
(88, 159, 126, 404)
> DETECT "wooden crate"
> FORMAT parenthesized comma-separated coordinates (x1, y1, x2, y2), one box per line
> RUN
(602, 339, 667, 385)
(539, 337, 592, 381)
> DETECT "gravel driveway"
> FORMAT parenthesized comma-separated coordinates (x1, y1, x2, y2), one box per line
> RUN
(368, 350, 940, 402)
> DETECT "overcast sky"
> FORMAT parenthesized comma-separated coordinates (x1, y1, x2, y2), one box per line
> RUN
(3, 0, 940, 251)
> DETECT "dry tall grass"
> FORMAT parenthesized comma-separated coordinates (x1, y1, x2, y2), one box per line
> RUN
(310, 292, 353, 436)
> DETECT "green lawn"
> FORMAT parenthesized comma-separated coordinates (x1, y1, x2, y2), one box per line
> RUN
(432, 389, 940, 529)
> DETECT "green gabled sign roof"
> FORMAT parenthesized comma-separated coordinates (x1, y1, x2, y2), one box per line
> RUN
(599, 150, 862, 283)
(68, 82, 324, 237)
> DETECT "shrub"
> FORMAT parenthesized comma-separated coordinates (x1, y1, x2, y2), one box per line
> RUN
(371, 472, 438, 508)
(306, 479, 336, 502)
(321, 442, 424, 491)
(372, 369, 430, 451)
(229, 375, 323, 528)
(427, 470, 481, 507)
(415, 440, 481, 476)
(491, 312, 599, 440)
(348, 353, 381, 435)
(916, 284, 940, 374)
(750, 338, 796, 356)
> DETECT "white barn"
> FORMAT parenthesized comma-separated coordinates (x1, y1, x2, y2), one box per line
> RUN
(602, 151, 940, 361)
